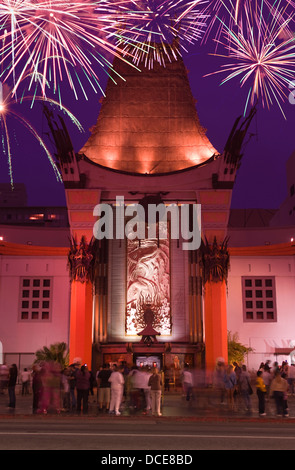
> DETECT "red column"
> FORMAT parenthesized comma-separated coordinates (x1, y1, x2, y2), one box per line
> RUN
(69, 280, 93, 367)
(200, 237, 229, 372)
(203, 280, 228, 371)
(68, 237, 96, 366)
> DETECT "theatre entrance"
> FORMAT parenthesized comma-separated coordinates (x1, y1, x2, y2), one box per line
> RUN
(133, 354, 162, 370)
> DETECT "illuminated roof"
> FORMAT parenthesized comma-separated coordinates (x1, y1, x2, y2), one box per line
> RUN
(79, 56, 218, 174)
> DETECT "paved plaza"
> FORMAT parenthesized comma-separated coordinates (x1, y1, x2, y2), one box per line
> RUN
(1, 386, 295, 422)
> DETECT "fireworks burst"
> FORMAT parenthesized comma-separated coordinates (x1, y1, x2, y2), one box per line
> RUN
(0, 80, 84, 187)
(201, 0, 248, 45)
(113, 0, 209, 68)
(201, 0, 295, 45)
(0, 0, 211, 95)
(0, 0, 142, 102)
(206, 0, 295, 118)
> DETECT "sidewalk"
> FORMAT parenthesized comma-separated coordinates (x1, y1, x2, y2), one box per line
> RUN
(1, 387, 295, 421)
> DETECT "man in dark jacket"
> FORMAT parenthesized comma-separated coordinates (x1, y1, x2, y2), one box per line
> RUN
(8, 364, 18, 408)
(96, 363, 112, 412)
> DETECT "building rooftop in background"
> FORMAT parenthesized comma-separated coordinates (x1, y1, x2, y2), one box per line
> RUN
(0, 205, 69, 228)
(228, 208, 278, 228)
(0, 183, 27, 207)
(0, 183, 69, 246)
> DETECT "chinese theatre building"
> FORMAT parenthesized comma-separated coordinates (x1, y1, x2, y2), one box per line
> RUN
(45, 54, 255, 373)
(4, 51, 283, 376)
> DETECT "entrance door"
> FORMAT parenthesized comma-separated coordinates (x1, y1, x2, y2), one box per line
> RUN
(134, 354, 162, 370)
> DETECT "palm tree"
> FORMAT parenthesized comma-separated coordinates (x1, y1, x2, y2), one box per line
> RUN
(227, 332, 254, 365)
(35, 342, 69, 369)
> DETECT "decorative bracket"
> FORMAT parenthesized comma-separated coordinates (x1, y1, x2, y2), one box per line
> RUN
(68, 236, 97, 283)
(200, 236, 230, 284)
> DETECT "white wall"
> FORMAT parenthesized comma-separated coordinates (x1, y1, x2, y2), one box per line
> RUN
(0, 255, 70, 357)
(3, 248, 295, 371)
(227, 255, 295, 370)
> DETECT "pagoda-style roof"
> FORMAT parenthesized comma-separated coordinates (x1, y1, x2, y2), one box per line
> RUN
(79, 55, 218, 174)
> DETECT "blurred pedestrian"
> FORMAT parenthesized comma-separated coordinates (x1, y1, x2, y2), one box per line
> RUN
(128, 367, 142, 411)
(270, 370, 289, 417)
(68, 363, 78, 412)
(182, 364, 193, 401)
(88, 369, 95, 397)
(141, 366, 152, 414)
(224, 365, 237, 411)
(38, 361, 62, 414)
(281, 361, 288, 379)
(76, 364, 91, 415)
(262, 364, 272, 398)
(287, 364, 295, 395)
(256, 370, 267, 416)
(96, 363, 112, 412)
(7, 364, 18, 409)
(164, 367, 172, 392)
(148, 367, 162, 416)
(61, 368, 71, 412)
(213, 359, 226, 406)
(239, 365, 252, 414)
(120, 361, 130, 398)
(0, 363, 9, 394)
(21, 368, 30, 395)
(32, 364, 42, 414)
(233, 362, 242, 395)
(108, 365, 124, 416)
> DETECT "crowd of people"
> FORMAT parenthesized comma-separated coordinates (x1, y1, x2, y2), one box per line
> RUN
(0, 361, 164, 416)
(1, 358, 295, 417)
(96, 363, 163, 416)
(210, 359, 295, 417)
(0, 363, 32, 409)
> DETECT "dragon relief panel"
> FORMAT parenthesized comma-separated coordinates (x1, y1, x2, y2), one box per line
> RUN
(126, 227, 171, 336)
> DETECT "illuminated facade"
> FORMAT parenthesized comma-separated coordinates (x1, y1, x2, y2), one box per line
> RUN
(48, 55, 248, 371)
(1, 57, 295, 374)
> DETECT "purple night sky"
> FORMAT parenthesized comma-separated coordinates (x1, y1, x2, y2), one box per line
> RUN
(0, 5, 294, 210)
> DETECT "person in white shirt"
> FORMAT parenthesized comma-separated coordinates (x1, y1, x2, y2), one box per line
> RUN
(108, 365, 125, 415)
(141, 367, 152, 412)
(261, 366, 272, 398)
(182, 365, 193, 401)
(21, 368, 31, 395)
